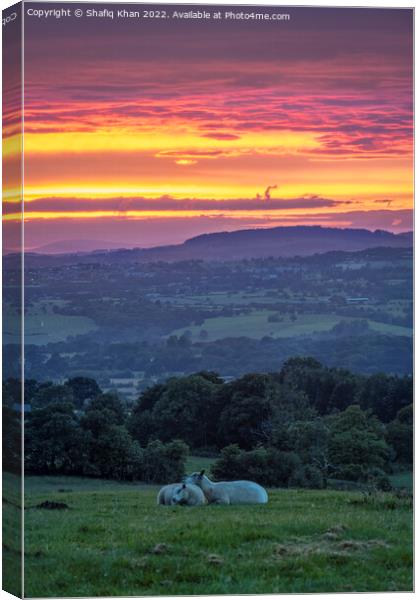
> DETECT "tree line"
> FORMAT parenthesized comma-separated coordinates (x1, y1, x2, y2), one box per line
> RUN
(3, 357, 412, 488)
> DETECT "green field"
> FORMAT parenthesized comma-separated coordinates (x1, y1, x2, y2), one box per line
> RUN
(185, 455, 216, 474)
(389, 471, 413, 490)
(158, 291, 280, 307)
(2, 474, 22, 597)
(368, 321, 412, 337)
(7, 475, 410, 597)
(3, 302, 98, 345)
(172, 311, 412, 342)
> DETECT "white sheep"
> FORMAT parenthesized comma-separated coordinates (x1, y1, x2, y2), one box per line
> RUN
(171, 483, 207, 506)
(156, 482, 206, 506)
(185, 470, 268, 505)
(157, 483, 180, 505)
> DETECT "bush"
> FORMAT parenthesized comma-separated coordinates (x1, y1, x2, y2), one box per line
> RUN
(266, 449, 301, 486)
(136, 439, 188, 484)
(289, 465, 325, 489)
(211, 444, 243, 480)
(373, 474, 393, 492)
(332, 463, 366, 482)
(211, 444, 301, 487)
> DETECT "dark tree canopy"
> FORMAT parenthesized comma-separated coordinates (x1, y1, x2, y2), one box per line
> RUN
(2, 355, 412, 486)
(65, 377, 101, 408)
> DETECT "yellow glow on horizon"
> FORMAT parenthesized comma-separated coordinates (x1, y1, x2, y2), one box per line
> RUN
(3, 134, 22, 158)
(16, 181, 412, 204)
(21, 128, 320, 157)
(3, 188, 22, 203)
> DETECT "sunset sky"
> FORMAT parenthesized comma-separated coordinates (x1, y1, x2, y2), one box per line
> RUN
(3, 4, 413, 251)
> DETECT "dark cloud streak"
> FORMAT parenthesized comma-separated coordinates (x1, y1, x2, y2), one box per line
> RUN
(25, 195, 345, 213)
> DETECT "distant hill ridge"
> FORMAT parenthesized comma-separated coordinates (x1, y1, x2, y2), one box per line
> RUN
(7, 226, 412, 267)
(181, 226, 411, 258)
(185, 225, 411, 248)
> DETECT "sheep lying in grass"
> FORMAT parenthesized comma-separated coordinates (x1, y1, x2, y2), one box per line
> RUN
(171, 483, 207, 506)
(157, 483, 181, 505)
(185, 470, 268, 505)
(156, 483, 206, 506)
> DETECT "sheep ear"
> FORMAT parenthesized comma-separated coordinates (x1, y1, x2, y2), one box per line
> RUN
(199, 469, 205, 477)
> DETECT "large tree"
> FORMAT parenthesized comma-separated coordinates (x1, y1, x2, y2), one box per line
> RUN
(217, 373, 314, 449)
(130, 374, 223, 448)
(386, 404, 413, 465)
(86, 393, 126, 424)
(65, 377, 101, 408)
(25, 403, 90, 474)
(326, 405, 391, 481)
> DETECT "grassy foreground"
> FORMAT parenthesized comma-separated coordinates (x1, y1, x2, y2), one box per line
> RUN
(21, 475, 413, 597)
